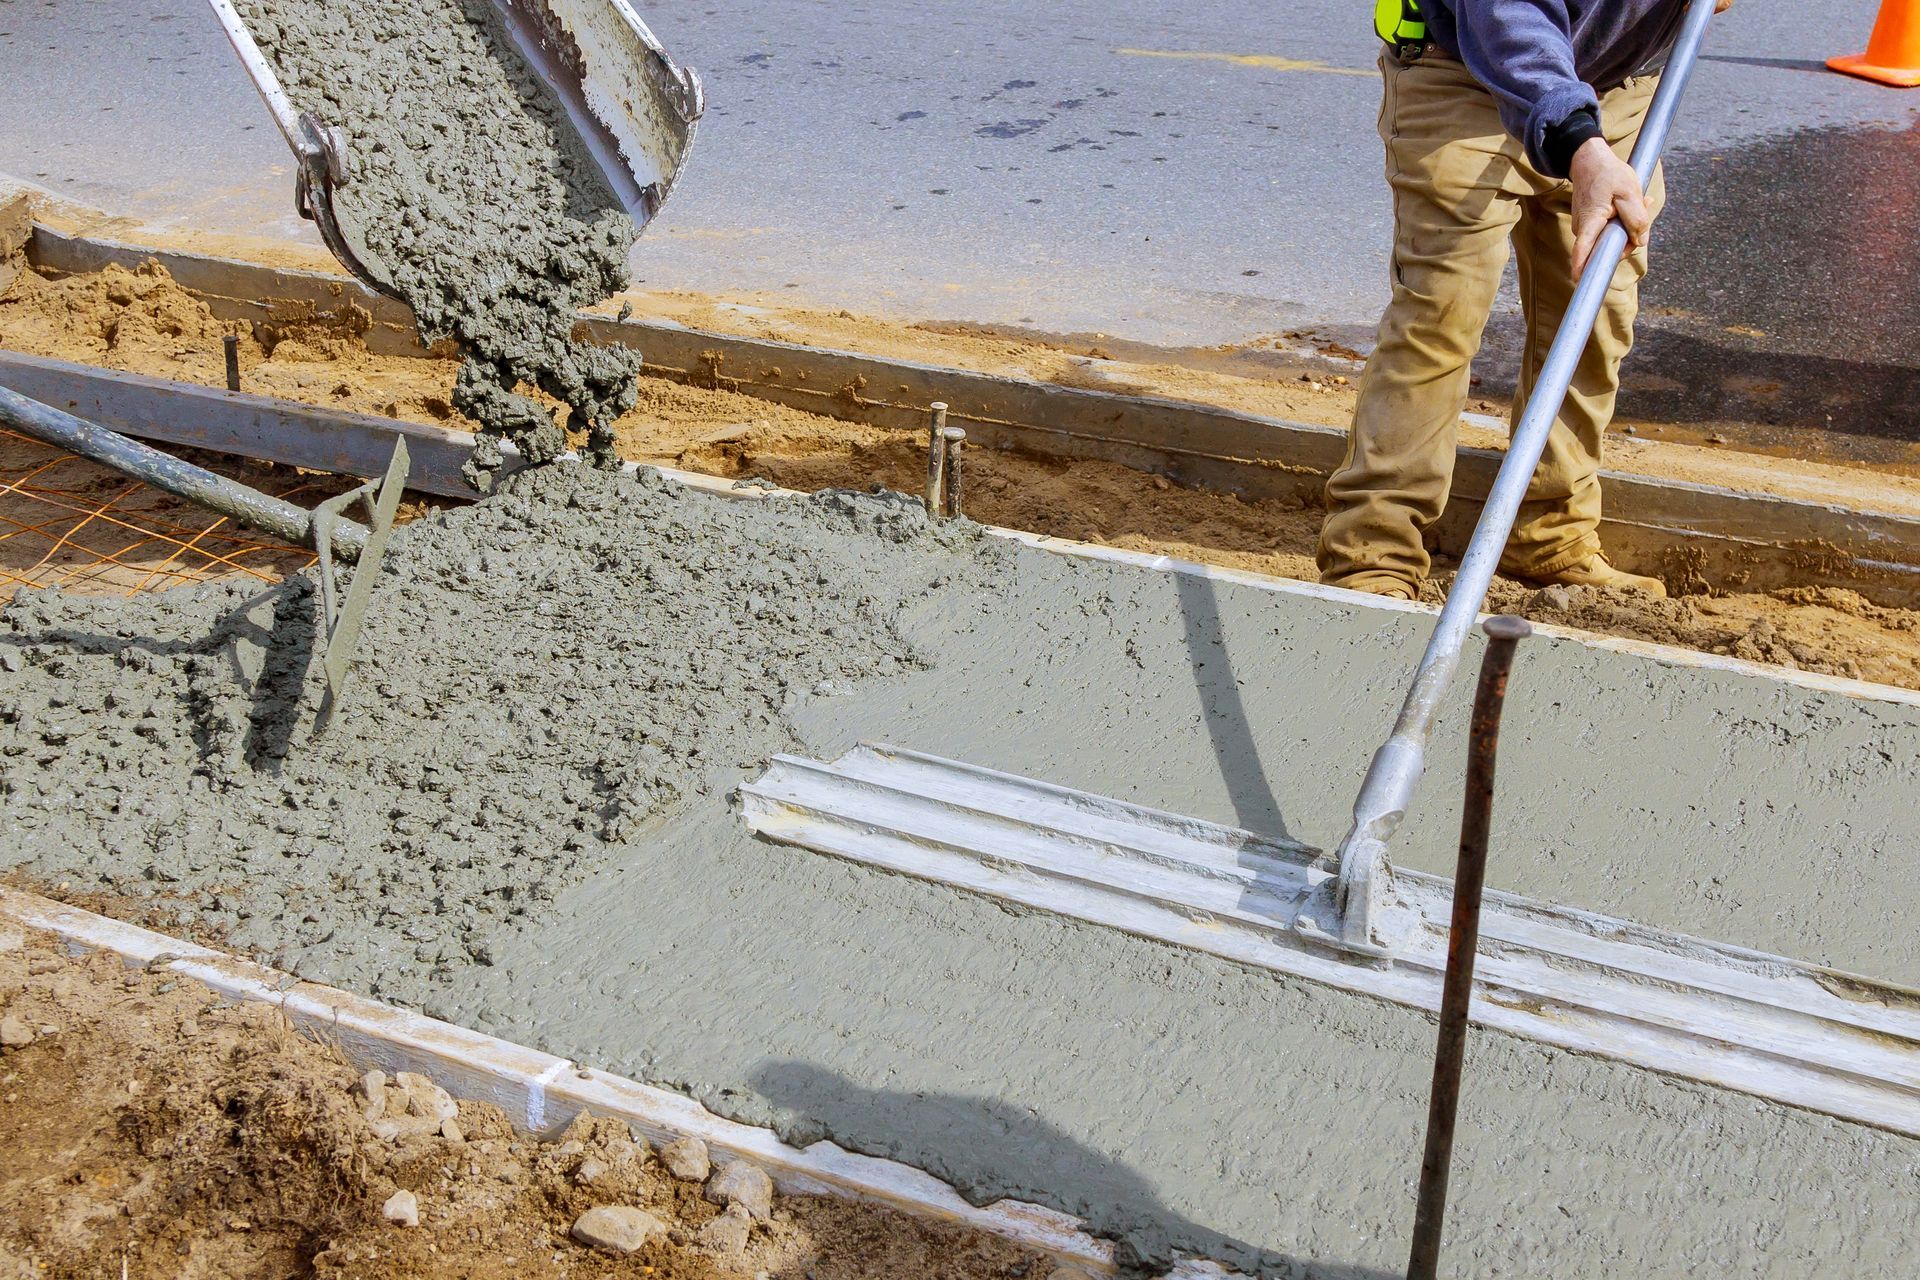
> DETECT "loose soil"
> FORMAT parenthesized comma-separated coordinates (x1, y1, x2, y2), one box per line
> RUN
(0, 923, 1047, 1280)
(6, 259, 1920, 689)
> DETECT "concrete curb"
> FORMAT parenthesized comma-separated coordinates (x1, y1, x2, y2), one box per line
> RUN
(0, 884, 1234, 1277)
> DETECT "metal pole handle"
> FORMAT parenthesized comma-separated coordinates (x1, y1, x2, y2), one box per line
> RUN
(0, 382, 367, 560)
(1333, 0, 1719, 952)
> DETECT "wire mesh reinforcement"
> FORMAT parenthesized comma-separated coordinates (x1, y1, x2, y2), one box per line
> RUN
(0, 426, 331, 597)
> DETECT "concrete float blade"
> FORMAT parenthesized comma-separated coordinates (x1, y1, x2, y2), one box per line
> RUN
(738, 743, 1920, 1137)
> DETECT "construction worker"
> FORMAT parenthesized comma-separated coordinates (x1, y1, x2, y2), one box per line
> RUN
(1318, 0, 1735, 602)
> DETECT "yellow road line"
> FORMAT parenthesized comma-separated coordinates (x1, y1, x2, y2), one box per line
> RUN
(1114, 47, 1375, 77)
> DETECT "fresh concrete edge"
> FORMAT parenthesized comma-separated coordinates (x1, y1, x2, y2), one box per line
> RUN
(23, 222, 1920, 606)
(0, 885, 1233, 1279)
(984, 527, 1920, 710)
(3, 346, 1915, 714)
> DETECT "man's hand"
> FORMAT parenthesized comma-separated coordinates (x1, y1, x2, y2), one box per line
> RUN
(1716, 0, 1735, 12)
(1569, 136, 1652, 282)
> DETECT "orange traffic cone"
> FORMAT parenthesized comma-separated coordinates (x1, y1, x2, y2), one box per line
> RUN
(1830, 0, 1920, 86)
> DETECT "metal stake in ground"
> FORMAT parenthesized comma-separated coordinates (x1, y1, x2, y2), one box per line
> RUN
(940, 426, 967, 519)
(1407, 614, 1532, 1280)
(223, 334, 241, 393)
(924, 402, 949, 514)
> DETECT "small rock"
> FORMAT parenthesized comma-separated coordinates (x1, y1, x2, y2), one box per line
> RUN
(440, 1117, 464, 1143)
(570, 1205, 665, 1254)
(661, 1136, 710, 1182)
(694, 1203, 752, 1254)
(356, 1069, 389, 1119)
(394, 1071, 457, 1123)
(382, 1189, 419, 1228)
(621, 1126, 652, 1161)
(575, 1156, 608, 1185)
(0, 1015, 33, 1049)
(27, 957, 60, 976)
(1535, 585, 1576, 612)
(705, 1161, 773, 1220)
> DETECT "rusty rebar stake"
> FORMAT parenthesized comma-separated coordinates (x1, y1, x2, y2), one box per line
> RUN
(223, 334, 241, 392)
(924, 402, 949, 514)
(1407, 614, 1531, 1280)
(940, 426, 966, 519)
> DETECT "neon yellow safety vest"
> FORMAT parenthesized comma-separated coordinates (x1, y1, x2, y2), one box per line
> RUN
(1374, 0, 1425, 49)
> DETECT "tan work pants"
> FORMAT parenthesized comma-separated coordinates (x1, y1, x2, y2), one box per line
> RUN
(1317, 52, 1663, 593)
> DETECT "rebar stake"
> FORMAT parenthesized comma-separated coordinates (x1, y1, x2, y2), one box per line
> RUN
(924, 402, 949, 514)
(940, 426, 966, 519)
(1407, 614, 1531, 1280)
(223, 334, 241, 393)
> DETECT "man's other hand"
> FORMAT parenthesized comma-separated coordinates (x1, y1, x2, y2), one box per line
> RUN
(1569, 137, 1652, 281)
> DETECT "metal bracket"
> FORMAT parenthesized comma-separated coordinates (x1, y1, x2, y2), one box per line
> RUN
(290, 111, 405, 304)
(311, 438, 410, 731)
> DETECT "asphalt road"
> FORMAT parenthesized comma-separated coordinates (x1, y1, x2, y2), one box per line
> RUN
(2, 0, 1916, 438)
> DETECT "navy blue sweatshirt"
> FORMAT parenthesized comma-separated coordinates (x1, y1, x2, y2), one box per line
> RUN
(1422, 0, 1689, 178)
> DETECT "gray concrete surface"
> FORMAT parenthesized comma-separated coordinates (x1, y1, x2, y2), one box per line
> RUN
(6, 468, 1920, 1274)
(2, 1, 1916, 444)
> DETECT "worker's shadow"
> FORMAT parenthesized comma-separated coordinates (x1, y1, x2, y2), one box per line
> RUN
(749, 1060, 1399, 1280)
(1176, 570, 1288, 840)
(1175, 570, 1332, 931)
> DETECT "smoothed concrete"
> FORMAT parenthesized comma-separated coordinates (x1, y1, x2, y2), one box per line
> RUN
(4, 465, 1918, 1275)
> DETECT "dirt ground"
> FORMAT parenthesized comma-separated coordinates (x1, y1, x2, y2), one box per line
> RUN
(7, 257, 1920, 690)
(0, 923, 1049, 1280)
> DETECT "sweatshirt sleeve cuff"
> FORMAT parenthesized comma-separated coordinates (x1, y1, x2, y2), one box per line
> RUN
(1541, 107, 1605, 180)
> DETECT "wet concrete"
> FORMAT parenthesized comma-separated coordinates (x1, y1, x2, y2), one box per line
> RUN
(231, 0, 644, 482)
(4, 466, 1920, 1274)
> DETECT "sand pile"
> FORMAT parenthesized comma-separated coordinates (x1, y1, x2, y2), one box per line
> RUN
(0, 924, 1044, 1278)
(231, 0, 644, 483)
(0, 465, 998, 995)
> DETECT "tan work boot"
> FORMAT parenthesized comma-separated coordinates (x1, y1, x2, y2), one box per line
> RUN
(1335, 576, 1418, 602)
(1517, 553, 1668, 599)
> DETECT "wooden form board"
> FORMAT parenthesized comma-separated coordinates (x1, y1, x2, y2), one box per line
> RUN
(23, 223, 1920, 607)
